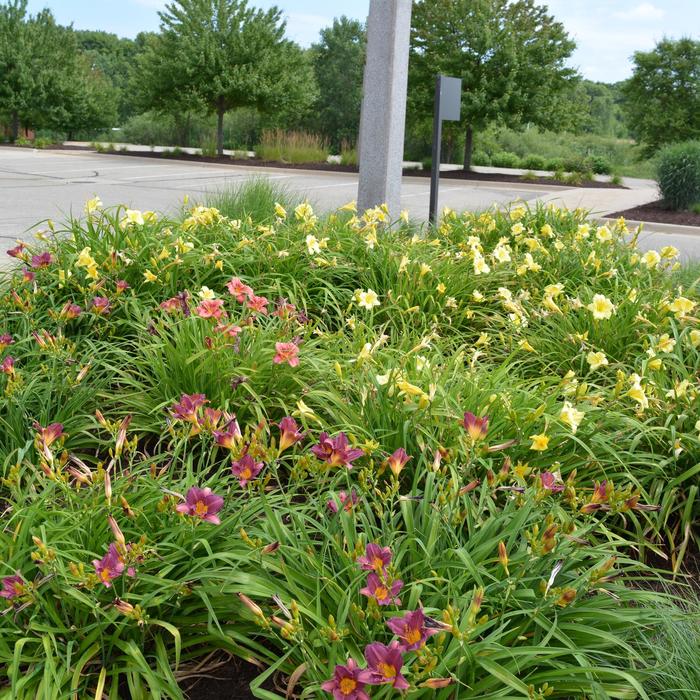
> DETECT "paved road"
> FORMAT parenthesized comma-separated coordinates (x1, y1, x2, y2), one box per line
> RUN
(0, 147, 548, 247)
(1, 147, 699, 260)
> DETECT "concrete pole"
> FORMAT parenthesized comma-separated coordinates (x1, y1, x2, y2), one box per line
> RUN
(357, 0, 413, 219)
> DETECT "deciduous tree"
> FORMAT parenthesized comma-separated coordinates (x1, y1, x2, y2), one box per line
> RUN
(138, 0, 315, 156)
(623, 38, 700, 153)
(409, 0, 577, 170)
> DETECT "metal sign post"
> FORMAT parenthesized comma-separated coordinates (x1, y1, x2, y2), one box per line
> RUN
(428, 75, 462, 225)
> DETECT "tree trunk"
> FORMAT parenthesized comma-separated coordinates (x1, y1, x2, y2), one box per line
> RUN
(216, 99, 225, 156)
(463, 124, 474, 171)
(11, 111, 20, 142)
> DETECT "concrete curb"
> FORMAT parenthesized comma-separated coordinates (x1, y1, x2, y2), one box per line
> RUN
(599, 217, 700, 237)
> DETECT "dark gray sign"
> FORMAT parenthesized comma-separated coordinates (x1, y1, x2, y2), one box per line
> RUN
(439, 76, 462, 122)
(429, 75, 463, 224)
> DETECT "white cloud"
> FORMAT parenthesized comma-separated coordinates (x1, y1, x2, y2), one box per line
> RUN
(613, 3, 665, 21)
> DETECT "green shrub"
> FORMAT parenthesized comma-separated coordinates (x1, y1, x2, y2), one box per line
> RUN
(255, 129, 329, 163)
(420, 156, 432, 171)
(656, 140, 700, 211)
(546, 157, 566, 171)
(520, 170, 538, 181)
(588, 154, 613, 174)
(490, 151, 521, 168)
(521, 154, 546, 170)
(471, 150, 491, 166)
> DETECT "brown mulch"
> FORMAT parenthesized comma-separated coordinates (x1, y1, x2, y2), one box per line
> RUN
(19, 144, 625, 190)
(407, 167, 626, 189)
(608, 199, 700, 226)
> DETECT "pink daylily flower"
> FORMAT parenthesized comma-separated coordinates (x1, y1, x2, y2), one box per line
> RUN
(226, 277, 253, 303)
(0, 573, 25, 600)
(92, 543, 125, 588)
(321, 658, 373, 700)
(231, 454, 264, 487)
(213, 418, 242, 449)
(357, 543, 392, 573)
(278, 416, 304, 452)
(0, 334, 13, 352)
(30, 252, 53, 268)
(91, 297, 111, 315)
(311, 432, 363, 468)
(360, 573, 403, 606)
(386, 608, 444, 651)
(176, 487, 224, 524)
(170, 393, 208, 423)
(195, 298, 226, 320)
(462, 412, 489, 442)
(273, 342, 299, 367)
(327, 489, 359, 514)
(364, 641, 409, 689)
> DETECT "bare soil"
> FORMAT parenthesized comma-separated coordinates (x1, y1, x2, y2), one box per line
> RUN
(608, 199, 700, 226)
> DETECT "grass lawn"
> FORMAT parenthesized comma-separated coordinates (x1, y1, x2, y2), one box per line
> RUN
(0, 181, 698, 698)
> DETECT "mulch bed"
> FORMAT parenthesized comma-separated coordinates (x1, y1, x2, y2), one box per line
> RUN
(179, 655, 280, 700)
(407, 167, 625, 189)
(607, 200, 700, 226)
(12, 144, 625, 190)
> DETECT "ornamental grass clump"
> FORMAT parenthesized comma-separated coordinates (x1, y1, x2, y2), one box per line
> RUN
(0, 184, 698, 697)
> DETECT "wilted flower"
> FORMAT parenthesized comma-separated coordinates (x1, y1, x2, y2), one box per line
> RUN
(0, 356, 16, 376)
(273, 342, 300, 367)
(311, 432, 364, 468)
(357, 543, 392, 572)
(59, 302, 82, 320)
(231, 454, 264, 487)
(360, 573, 403, 606)
(34, 422, 64, 451)
(386, 447, 411, 477)
(462, 412, 489, 442)
(176, 487, 224, 524)
(327, 489, 359, 514)
(92, 543, 126, 587)
(278, 416, 304, 452)
(115, 280, 130, 294)
(386, 608, 442, 651)
(364, 641, 409, 689)
(91, 297, 111, 315)
(0, 573, 25, 600)
(321, 658, 372, 700)
(539, 472, 564, 492)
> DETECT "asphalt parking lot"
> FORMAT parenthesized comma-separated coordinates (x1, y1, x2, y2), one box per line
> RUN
(0, 147, 552, 248)
(1, 146, 699, 260)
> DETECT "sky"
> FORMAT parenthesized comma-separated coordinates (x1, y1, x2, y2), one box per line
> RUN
(24, 0, 700, 83)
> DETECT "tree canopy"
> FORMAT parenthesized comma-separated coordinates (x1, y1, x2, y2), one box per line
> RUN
(0, 1, 118, 138)
(136, 0, 315, 155)
(409, 0, 578, 169)
(309, 16, 366, 150)
(623, 37, 700, 153)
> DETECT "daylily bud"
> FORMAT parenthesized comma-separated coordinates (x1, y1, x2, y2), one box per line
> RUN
(115, 415, 132, 458)
(104, 470, 112, 504)
(113, 598, 134, 615)
(498, 541, 509, 575)
(421, 678, 453, 689)
(238, 593, 264, 617)
(459, 479, 480, 495)
(261, 541, 280, 555)
(108, 515, 125, 547)
(120, 496, 135, 518)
